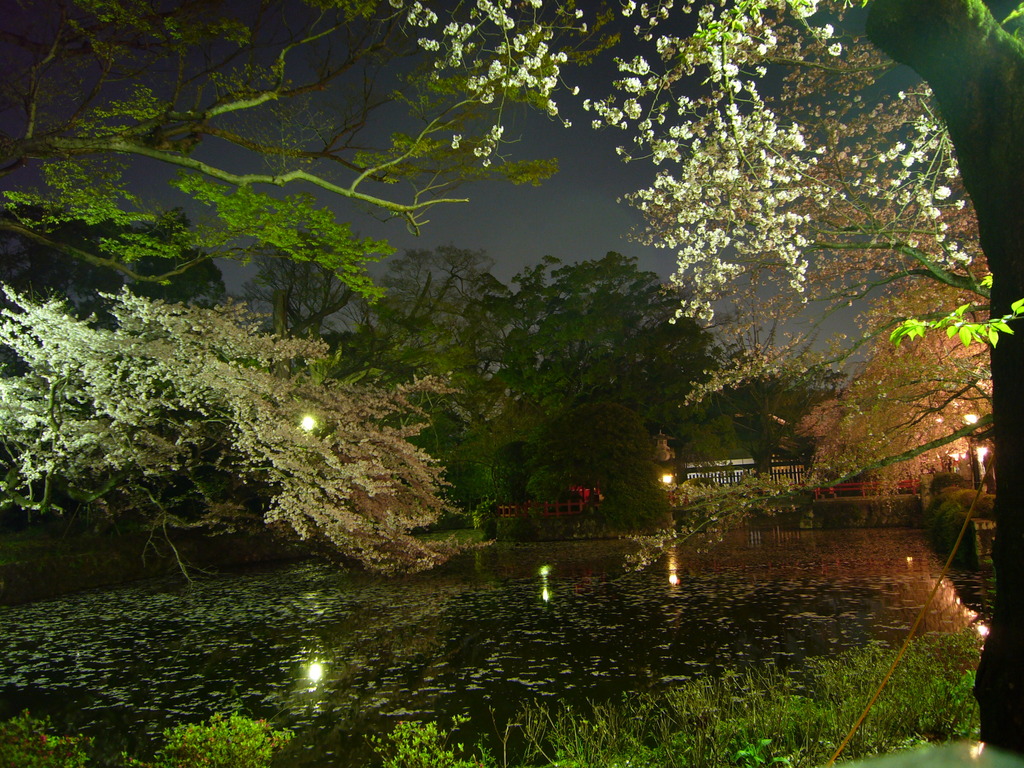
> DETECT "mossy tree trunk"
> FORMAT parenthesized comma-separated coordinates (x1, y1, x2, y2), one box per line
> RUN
(867, 0, 1024, 751)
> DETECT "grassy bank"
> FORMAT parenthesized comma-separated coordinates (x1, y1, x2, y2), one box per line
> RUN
(376, 629, 981, 768)
(1, 629, 981, 767)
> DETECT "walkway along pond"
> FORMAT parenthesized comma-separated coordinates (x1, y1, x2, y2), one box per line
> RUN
(0, 527, 990, 767)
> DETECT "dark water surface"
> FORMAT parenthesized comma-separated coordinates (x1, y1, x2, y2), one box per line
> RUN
(0, 528, 989, 766)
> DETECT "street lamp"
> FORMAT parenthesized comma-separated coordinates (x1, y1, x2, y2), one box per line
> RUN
(964, 414, 980, 488)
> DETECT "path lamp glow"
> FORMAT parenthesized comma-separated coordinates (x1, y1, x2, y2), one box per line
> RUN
(964, 414, 981, 488)
(300, 415, 317, 432)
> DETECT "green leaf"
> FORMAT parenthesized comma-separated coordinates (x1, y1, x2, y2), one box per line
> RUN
(959, 326, 974, 346)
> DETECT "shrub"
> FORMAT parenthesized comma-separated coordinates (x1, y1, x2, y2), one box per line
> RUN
(124, 713, 291, 768)
(496, 515, 540, 542)
(924, 487, 995, 566)
(0, 711, 91, 768)
(929, 472, 970, 496)
(949, 488, 995, 519)
(371, 716, 486, 768)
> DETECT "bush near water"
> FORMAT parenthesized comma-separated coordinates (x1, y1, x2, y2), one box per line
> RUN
(924, 472, 995, 568)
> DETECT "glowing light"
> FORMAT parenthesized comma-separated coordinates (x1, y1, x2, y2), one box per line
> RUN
(976, 623, 990, 638)
(308, 662, 324, 682)
(541, 587, 550, 602)
(300, 415, 317, 432)
(965, 413, 979, 425)
(539, 564, 552, 577)
(668, 573, 679, 586)
(905, 556, 913, 564)
(661, 473, 675, 485)
(970, 743, 986, 759)
(977, 446, 990, 461)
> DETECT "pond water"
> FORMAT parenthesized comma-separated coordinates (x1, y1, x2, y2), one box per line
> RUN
(0, 527, 989, 767)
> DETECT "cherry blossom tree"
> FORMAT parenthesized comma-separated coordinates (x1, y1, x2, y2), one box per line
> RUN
(577, 0, 1022, 749)
(804, 280, 992, 485)
(0, 286, 455, 572)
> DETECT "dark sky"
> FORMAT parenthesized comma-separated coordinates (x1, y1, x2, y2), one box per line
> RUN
(218, 101, 678, 292)
(0, 0, 684, 295)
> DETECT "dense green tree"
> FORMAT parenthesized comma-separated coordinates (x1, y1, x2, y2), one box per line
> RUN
(342, 246, 507, 385)
(334, 246, 512, 511)
(496, 252, 718, 433)
(529, 402, 670, 529)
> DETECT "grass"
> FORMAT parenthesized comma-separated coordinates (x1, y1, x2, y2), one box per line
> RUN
(375, 629, 981, 768)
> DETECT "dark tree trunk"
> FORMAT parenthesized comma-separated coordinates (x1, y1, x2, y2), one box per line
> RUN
(868, 0, 1024, 751)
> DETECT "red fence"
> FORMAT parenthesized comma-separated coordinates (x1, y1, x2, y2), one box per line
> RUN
(496, 499, 588, 518)
(812, 478, 918, 500)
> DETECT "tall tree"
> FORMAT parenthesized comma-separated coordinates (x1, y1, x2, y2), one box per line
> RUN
(495, 252, 717, 431)
(578, 0, 1024, 748)
(0, 287, 453, 571)
(866, 0, 1024, 746)
(242, 254, 357, 339)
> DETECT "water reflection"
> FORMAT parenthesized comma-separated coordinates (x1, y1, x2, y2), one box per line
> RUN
(0, 528, 989, 767)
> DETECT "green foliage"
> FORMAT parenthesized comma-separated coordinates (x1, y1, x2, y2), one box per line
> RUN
(528, 402, 670, 530)
(124, 713, 292, 768)
(890, 296, 1024, 348)
(0, 711, 91, 768)
(495, 252, 716, 428)
(2, 0, 578, 287)
(949, 488, 995, 518)
(924, 486, 994, 567)
(929, 472, 971, 496)
(491, 441, 534, 505)
(169, 176, 390, 299)
(371, 716, 486, 768)
(733, 738, 793, 767)
(517, 630, 981, 768)
(469, 497, 497, 531)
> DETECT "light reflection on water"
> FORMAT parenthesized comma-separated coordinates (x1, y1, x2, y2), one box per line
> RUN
(0, 528, 988, 767)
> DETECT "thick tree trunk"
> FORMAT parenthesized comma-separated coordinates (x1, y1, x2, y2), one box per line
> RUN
(867, 0, 1024, 751)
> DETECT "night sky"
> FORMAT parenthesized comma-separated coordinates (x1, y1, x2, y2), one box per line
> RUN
(217, 99, 678, 292)
(0, 1, 689, 296)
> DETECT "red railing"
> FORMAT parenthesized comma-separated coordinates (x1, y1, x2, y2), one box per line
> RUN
(812, 478, 918, 500)
(496, 499, 588, 518)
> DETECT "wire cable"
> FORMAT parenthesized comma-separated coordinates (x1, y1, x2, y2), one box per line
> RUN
(825, 464, 992, 766)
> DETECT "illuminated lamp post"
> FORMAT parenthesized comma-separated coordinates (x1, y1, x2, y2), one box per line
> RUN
(965, 414, 980, 489)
